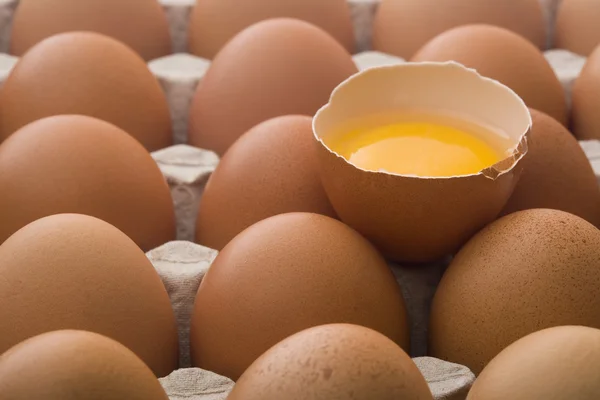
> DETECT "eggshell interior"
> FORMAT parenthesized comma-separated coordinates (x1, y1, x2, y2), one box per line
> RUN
(313, 62, 532, 263)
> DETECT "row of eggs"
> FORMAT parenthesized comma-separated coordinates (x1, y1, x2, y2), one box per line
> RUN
(0, 0, 597, 310)
(0, 206, 599, 398)
(7, 0, 600, 59)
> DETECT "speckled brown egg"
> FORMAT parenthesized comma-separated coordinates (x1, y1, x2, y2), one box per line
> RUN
(0, 31, 172, 151)
(0, 330, 170, 400)
(10, 0, 171, 61)
(188, 18, 358, 156)
(188, 0, 354, 59)
(501, 109, 600, 227)
(571, 45, 600, 140)
(554, 0, 600, 56)
(0, 115, 175, 251)
(373, 0, 546, 59)
(190, 212, 409, 381)
(429, 209, 600, 375)
(466, 326, 600, 400)
(228, 324, 433, 400)
(0, 214, 179, 377)
(411, 24, 568, 125)
(195, 115, 336, 251)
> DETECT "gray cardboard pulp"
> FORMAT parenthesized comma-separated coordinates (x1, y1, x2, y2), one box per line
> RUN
(0, 0, 596, 398)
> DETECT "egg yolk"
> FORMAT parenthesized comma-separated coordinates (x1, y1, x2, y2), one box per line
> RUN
(328, 121, 503, 177)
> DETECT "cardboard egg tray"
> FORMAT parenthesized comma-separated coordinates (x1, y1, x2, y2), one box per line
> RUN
(0, 0, 598, 398)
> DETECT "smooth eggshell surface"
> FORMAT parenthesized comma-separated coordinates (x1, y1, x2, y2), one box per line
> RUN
(501, 109, 600, 227)
(315, 139, 518, 264)
(429, 209, 600, 375)
(195, 115, 337, 251)
(188, 0, 355, 59)
(190, 213, 409, 381)
(0, 214, 179, 377)
(188, 18, 358, 156)
(10, 0, 171, 61)
(0, 330, 170, 400)
(373, 0, 546, 59)
(467, 326, 600, 400)
(229, 324, 434, 400)
(411, 24, 568, 126)
(0, 115, 175, 251)
(571, 45, 600, 140)
(0, 32, 172, 152)
(554, 0, 600, 56)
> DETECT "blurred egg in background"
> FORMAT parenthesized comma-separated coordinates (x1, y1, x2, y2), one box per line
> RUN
(0, 115, 175, 251)
(554, 0, 600, 56)
(188, 0, 355, 59)
(10, 0, 172, 61)
(500, 109, 600, 227)
(191, 213, 409, 381)
(373, 0, 546, 59)
(0, 330, 170, 400)
(187, 18, 358, 156)
(0, 214, 179, 378)
(411, 24, 568, 126)
(195, 115, 336, 251)
(571, 44, 600, 140)
(0, 31, 172, 151)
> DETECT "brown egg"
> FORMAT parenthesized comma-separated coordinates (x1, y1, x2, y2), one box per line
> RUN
(229, 324, 433, 400)
(0, 214, 179, 377)
(0, 31, 172, 151)
(429, 209, 600, 375)
(188, 18, 358, 156)
(188, 0, 354, 59)
(196, 115, 336, 250)
(554, 0, 600, 56)
(0, 330, 170, 400)
(373, 0, 546, 59)
(10, 0, 171, 61)
(313, 62, 531, 264)
(466, 326, 600, 400)
(411, 24, 568, 125)
(0, 115, 175, 251)
(501, 109, 600, 227)
(190, 212, 409, 381)
(571, 45, 600, 140)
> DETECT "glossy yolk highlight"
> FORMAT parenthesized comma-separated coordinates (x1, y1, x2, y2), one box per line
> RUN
(329, 122, 503, 177)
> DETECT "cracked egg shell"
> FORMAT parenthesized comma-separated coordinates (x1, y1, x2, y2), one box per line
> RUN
(313, 62, 531, 263)
(0, 330, 169, 400)
(228, 324, 433, 400)
(10, 0, 171, 61)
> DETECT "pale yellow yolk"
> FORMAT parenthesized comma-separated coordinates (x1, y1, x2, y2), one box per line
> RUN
(328, 122, 503, 177)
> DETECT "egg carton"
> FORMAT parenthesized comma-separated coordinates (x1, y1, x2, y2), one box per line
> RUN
(147, 240, 476, 400)
(0, 0, 596, 398)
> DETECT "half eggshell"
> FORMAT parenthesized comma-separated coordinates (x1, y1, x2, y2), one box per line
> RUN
(313, 62, 531, 263)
